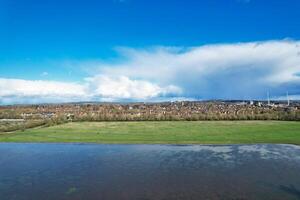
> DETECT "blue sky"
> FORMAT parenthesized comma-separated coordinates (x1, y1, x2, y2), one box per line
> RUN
(1, 0, 300, 104)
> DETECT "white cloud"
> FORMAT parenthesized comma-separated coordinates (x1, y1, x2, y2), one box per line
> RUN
(85, 75, 181, 99)
(95, 40, 300, 100)
(0, 76, 181, 104)
(1, 40, 300, 104)
(0, 78, 87, 97)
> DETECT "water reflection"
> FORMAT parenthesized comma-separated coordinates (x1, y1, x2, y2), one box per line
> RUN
(0, 143, 299, 200)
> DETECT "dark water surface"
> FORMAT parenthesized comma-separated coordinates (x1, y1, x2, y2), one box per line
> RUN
(0, 143, 300, 200)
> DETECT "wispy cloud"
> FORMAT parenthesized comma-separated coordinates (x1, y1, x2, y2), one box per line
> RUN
(40, 71, 49, 76)
(1, 40, 300, 104)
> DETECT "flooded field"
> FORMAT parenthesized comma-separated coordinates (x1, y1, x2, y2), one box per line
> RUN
(0, 143, 300, 200)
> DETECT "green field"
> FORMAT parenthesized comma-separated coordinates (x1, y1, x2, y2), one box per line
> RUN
(0, 121, 300, 144)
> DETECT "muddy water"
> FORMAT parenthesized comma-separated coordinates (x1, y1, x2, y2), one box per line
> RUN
(0, 143, 300, 200)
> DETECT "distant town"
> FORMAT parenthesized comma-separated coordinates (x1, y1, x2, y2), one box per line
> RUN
(0, 100, 299, 132)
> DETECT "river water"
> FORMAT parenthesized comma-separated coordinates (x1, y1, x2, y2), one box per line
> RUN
(0, 143, 300, 200)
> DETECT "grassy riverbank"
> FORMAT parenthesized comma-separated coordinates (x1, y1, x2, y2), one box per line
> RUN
(0, 121, 299, 144)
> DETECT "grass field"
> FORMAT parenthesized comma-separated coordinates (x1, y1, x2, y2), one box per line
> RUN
(0, 121, 300, 144)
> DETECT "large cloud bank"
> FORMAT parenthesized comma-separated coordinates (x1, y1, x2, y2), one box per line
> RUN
(0, 77, 179, 104)
(1, 40, 300, 104)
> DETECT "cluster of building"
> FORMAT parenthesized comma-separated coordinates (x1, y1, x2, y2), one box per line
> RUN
(0, 100, 299, 121)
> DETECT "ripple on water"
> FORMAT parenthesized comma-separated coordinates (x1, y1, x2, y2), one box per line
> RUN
(0, 143, 299, 200)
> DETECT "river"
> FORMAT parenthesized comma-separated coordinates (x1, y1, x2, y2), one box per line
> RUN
(0, 143, 300, 200)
